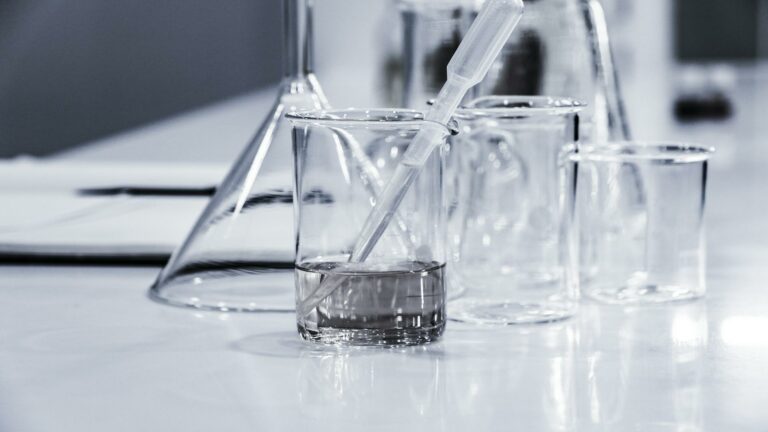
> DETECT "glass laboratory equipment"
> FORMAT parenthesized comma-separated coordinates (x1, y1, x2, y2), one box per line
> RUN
(150, 0, 328, 312)
(289, 109, 451, 346)
(397, 0, 476, 109)
(395, 0, 630, 142)
(566, 143, 713, 304)
(447, 96, 582, 325)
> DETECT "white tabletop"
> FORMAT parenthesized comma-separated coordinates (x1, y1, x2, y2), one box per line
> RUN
(3, 73, 768, 431)
(0, 158, 767, 432)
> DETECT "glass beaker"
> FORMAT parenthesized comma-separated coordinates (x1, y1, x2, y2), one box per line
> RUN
(566, 143, 713, 304)
(289, 109, 451, 346)
(447, 96, 583, 325)
(149, 0, 328, 312)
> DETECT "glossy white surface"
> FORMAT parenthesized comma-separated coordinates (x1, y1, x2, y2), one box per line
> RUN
(1, 158, 767, 431)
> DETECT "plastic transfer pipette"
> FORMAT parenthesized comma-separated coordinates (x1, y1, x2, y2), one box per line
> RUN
(298, 0, 525, 317)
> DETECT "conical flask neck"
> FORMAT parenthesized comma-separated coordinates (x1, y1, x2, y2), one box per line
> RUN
(283, 0, 316, 80)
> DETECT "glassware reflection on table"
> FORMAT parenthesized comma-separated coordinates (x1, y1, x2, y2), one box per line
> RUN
(389, 0, 629, 142)
(289, 109, 451, 346)
(566, 143, 713, 304)
(150, 0, 328, 312)
(298, 346, 444, 424)
(443, 322, 577, 429)
(447, 96, 583, 325)
(575, 302, 707, 431)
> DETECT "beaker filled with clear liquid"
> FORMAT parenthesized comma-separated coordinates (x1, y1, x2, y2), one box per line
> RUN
(288, 109, 452, 346)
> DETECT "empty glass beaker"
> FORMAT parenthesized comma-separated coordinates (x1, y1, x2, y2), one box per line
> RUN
(566, 143, 713, 304)
(289, 109, 451, 345)
(447, 96, 582, 325)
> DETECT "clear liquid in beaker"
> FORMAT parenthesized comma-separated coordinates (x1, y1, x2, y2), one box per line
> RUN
(296, 260, 446, 346)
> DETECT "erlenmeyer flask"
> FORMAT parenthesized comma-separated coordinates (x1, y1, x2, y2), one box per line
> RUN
(150, 0, 328, 312)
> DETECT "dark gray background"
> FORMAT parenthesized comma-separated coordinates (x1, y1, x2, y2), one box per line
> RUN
(0, 0, 282, 157)
(676, 0, 763, 61)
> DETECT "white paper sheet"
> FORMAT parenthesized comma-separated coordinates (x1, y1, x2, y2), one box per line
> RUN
(0, 161, 227, 262)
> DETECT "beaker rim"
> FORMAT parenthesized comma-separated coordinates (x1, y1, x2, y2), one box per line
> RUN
(455, 96, 585, 118)
(567, 142, 715, 164)
(287, 108, 456, 134)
